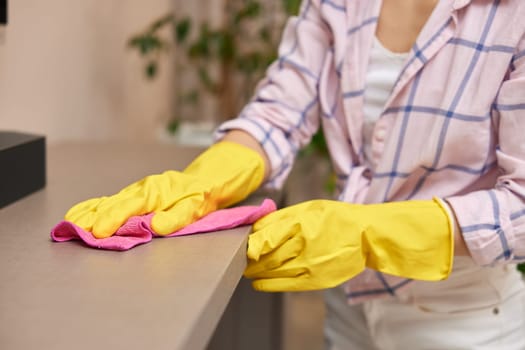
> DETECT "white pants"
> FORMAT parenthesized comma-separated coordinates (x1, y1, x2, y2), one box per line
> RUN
(324, 257, 525, 350)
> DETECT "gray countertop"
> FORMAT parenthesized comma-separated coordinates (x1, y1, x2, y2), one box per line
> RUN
(0, 142, 255, 350)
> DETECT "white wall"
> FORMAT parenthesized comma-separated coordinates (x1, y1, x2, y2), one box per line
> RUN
(0, 0, 179, 143)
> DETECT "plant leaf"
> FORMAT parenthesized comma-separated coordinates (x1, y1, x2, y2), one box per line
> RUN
(217, 31, 235, 61)
(259, 27, 271, 44)
(146, 61, 158, 79)
(234, 1, 261, 26)
(188, 23, 211, 58)
(197, 66, 218, 93)
(149, 13, 175, 33)
(175, 18, 192, 44)
(167, 119, 180, 134)
(128, 35, 166, 55)
(282, 0, 301, 15)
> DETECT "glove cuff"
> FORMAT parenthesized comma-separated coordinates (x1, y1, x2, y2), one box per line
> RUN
(363, 198, 454, 281)
(432, 197, 455, 277)
(183, 141, 266, 208)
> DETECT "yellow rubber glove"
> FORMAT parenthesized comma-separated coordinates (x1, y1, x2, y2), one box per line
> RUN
(244, 198, 454, 292)
(65, 141, 265, 238)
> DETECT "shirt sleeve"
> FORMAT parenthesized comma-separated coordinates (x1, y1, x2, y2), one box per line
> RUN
(214, 0, 331, 189)
(446, 31, 525, 266)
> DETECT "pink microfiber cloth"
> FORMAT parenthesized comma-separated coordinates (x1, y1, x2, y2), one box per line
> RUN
(51, 199, 276, 251)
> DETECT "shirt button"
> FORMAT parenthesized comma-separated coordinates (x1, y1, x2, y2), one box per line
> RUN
(371, 142, 383, 160)
(375, 129, 386, 140)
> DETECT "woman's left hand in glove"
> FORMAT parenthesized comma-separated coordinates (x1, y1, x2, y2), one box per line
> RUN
(244, 199, 454, 292)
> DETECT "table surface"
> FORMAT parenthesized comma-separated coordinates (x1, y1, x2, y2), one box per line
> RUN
(0, 142, 257, 350)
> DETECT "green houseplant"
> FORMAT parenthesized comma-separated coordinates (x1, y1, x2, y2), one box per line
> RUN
(128, 0, 302, 132)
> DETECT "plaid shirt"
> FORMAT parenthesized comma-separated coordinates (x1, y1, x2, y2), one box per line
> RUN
(216, 0, 525, 302)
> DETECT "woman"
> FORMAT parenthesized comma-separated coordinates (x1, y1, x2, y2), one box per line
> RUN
(66, 0, 525, 348)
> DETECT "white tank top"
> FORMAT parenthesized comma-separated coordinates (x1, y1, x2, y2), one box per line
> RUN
(362, 37, 409, 169)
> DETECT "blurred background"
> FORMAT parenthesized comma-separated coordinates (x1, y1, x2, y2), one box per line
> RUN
(2, 0, 188, 142)
(0, 0, 325, 349)
(0, 0, 310, 145)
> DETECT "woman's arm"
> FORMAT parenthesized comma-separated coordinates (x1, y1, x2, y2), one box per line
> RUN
(442, 202, 470, 256)
(446, 29, 525, 266)
(215, 0, 331, 189)
(454, 223, 470, 256)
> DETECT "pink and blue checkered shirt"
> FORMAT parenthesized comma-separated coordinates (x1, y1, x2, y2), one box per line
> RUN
(216, 0, 525, 302)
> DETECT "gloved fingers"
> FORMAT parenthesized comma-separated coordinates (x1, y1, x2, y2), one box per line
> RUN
(67, 210, 97, 232)
(244, 235, 304, 277)
(114, 171, 171, 195)
(251, 275, 310, 292)
(245, 262, 308, 280)
(65, 197, 104, 220)
(247, 219, 301, 260)
(252, 274, 345, 292)
(151, 195, 210, 235)
(252, 204, 303, 231)
(64, 197, 106, 231)
(91, 195, 147, 238)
